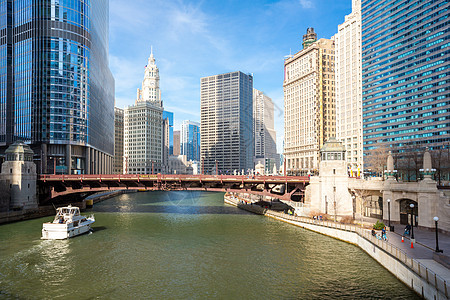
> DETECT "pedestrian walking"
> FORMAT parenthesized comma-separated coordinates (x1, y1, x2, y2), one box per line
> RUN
(404, 224, 411, 236)
(382, 226, 387, 241)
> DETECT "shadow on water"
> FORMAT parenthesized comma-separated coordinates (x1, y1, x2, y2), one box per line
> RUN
(91, 226, 107, 232)
(93, 205, 252, 215)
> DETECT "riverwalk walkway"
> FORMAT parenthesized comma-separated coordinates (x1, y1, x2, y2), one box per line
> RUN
(388, 225, 450, 283)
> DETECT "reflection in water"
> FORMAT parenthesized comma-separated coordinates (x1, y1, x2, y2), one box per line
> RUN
(37, 240, 72, 289)
(0, 191, 420, 299)
(116, 193, 134, 213)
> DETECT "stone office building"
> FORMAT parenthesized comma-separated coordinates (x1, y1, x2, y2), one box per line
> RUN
(284, 28, 336, 174)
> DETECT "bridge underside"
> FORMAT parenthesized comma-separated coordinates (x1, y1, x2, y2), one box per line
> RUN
(38, 175, 308, 204)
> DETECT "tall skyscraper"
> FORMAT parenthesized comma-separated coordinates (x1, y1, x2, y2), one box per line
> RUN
(162, 110, 173, 173)
(173, 131, 181, 156)
(200, 71, 253, 174)
(284, 28, 336, 174)
(181, 120, 200, 162)
(124, 49, 164, 174)
(362, 0, 450, 156)
(253, 89, 277, 166)
(114, 107, 124, 174)
(0, 0, 115, 175)
(335, 0, 363, 174)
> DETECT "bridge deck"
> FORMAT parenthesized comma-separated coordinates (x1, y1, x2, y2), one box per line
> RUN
(39, 174, 310, 184)
(37, 174, 310, 202)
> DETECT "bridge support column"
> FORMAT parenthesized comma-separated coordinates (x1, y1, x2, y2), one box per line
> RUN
(85, 147, 91, 174)
(99, 152, 103, 174)
(95, 150, 99, 174)
(41, 143, 48, 174)
(66, 144, 71, 175)
(99, 150, 102, 174)
(383, 191, 400, 224)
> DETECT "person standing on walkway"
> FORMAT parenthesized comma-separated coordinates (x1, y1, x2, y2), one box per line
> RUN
(404, 224, 411, 236)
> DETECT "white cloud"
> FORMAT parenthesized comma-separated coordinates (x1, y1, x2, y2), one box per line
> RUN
(299, 0, 314, 9)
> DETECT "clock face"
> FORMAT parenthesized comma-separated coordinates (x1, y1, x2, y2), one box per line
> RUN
(150, 81, 155, 87)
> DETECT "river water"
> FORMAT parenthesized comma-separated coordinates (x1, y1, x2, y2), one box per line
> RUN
(0, 191, 419, 299)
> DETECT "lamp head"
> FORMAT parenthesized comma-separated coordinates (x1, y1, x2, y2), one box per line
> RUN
(410, 203, 414, 208)
(434, 216, 439, 222)
(387, 199, 391, 203)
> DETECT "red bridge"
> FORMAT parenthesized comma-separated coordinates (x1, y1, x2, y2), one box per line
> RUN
(38, 174, 310, 203)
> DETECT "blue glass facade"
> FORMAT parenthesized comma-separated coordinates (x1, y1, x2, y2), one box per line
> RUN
(0, 0, 114, 174)
(163, 110, 173, 155)
(181, 120, 200, 162)
(362, 0, 449, 152)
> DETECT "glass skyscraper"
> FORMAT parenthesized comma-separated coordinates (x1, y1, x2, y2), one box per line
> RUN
(0, 0, 114, 174)
(362, 0, 449, 154)
(181, 120, 200, 162)
(163, 110, 173, 155)
(162, 110, 173, 173)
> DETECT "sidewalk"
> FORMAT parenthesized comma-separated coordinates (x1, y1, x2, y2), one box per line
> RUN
(380, 225, 450, 282)
(388, 226, 450, 257)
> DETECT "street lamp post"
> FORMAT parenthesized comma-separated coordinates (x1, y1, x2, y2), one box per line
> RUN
(352, 195, 356, 220)
(387, 199, 391, 230)
(433, 216, 443, 253)
(410, 203, 415, 240)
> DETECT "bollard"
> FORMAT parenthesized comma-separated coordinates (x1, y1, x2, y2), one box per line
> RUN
(411, 241, 414, 248)
(402, 236, 404, 243)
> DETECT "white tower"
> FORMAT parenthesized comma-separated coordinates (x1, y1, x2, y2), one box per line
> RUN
(306, 138, 353, 218)
(0, 141, 37, 211)
(124, 47, 164, 174)
(136, 46, 162, 106)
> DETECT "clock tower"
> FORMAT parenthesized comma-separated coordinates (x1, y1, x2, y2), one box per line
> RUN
(136, 46, 162, 106)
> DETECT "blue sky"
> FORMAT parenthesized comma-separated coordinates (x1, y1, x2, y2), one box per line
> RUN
(109, 0, 352, 152)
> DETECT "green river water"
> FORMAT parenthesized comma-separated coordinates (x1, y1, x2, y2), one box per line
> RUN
(0, 191, 419, 299)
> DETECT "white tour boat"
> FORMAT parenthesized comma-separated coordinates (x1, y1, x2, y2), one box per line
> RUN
(42, 205, 95, 240)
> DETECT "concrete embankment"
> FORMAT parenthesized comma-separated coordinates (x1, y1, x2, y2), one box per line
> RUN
(224, 195, 449, 300)
(224, 196, 266, 214)
(0, 190, 131, 225)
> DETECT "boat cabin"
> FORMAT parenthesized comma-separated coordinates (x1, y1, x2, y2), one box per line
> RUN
(53, 205, 80, 223)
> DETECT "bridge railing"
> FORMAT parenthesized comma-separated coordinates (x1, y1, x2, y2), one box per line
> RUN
(267, 210, 448, 297)
(38, 174, 310, 183)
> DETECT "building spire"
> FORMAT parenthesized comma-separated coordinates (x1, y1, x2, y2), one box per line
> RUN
(148, 45, 155, 64)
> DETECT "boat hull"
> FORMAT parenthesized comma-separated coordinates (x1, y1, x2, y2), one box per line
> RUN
(41, 221, 94, 240)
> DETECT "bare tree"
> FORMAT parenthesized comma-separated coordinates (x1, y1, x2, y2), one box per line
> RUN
(395, 145, 423, 182)
(365, 144, 390, 177)
(431, 145, 450, 185)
